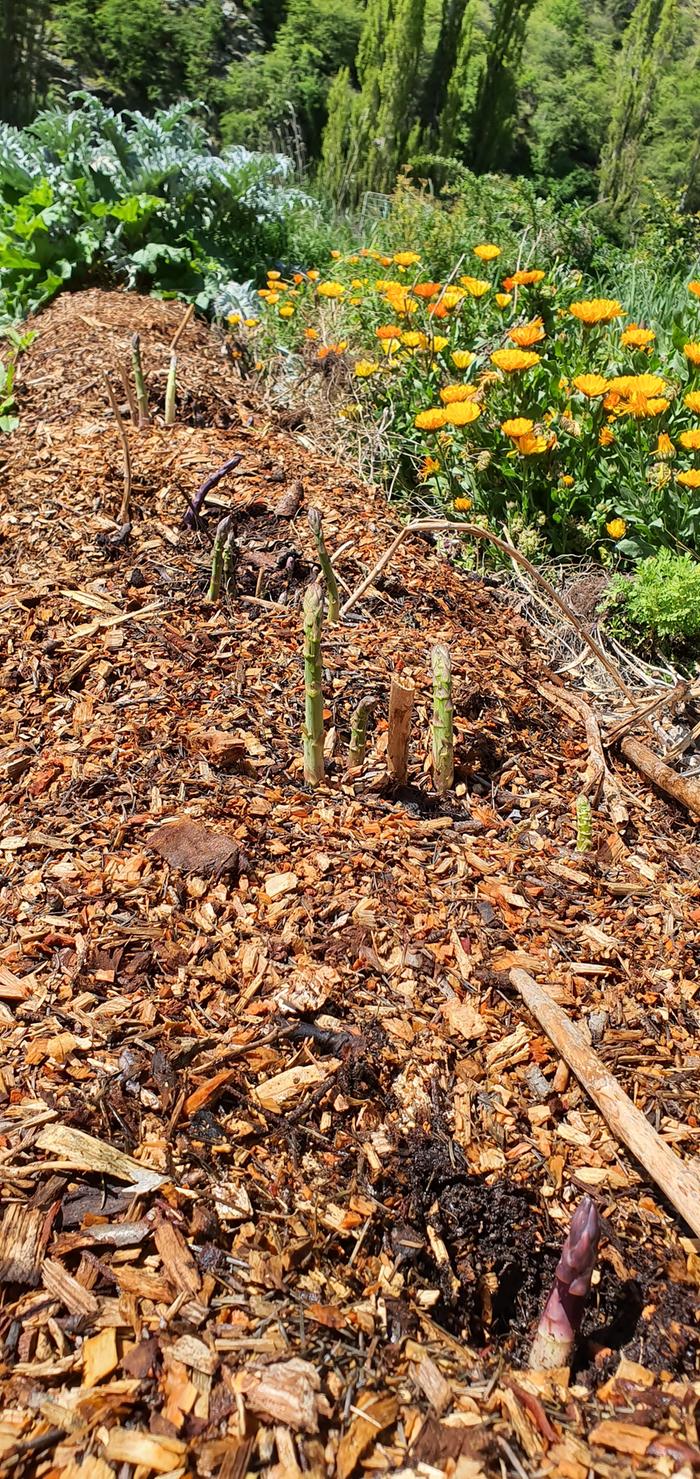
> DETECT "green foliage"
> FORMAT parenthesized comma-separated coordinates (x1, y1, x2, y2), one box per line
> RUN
(0, 326, 35, 432)
(0, 96, 326, 321)
(0, 0, 51, 125)
(598, 0, 679, 223)
(606, 549, 700, 649)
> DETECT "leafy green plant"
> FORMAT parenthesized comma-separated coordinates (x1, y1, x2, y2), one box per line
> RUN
(605, 548, 700, 651)
(0, 326, 35, 432)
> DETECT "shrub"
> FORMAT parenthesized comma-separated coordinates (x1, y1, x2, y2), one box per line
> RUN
(606, 548, 700, 650)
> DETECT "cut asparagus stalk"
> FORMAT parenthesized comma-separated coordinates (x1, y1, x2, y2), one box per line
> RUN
(130, 333, 150, 429)
(529, 1195, 601, 1370)
(303, 582, 325, 786)
(206, 515, 232, 604)
(308, 508, 340, 623)
(387, 673, 415, 786)
(575, 794, 593, 852)
(164, 351, 177, 426)
(348, 696, 375, 770)
(431, 643, 454, 793)
(222, 528, 237, 591)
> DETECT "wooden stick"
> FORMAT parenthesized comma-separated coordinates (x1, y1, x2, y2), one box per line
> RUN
(169, 301, 195, 354)
(620, 735, 700, 820)
(387, 674, 414, 785)
(118, 362, 138, 425)
(510, 968, 700, 1238)
(104, 375, 132, 525)
(341, 520, 633, 701)
(540, 681, 628, 827)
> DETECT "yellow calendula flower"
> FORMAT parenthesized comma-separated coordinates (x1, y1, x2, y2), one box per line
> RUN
(420, 455, 441, 479)
(678, 468, 700, 487)
(415, 407, 448, 431)
(394, 250, 421, 266)
(569, 297, 623, 325)
(473, 244, 500, 261)
(317, 280, 345, 299)
(689, 280, 700, 298)
(620, 324, 655, 348)
(491, 348, 540, 372)
(451, 350, 473, 369)
(304, 327, 318, 340)
(680, 428, 700, 450)
(684, 342, 700, 366)
(495, 292, 512, 308)
(351, 278, 363, 289)
(227, 312, 241, 326)
(244, 317, 259, 328)
(459, 275, 490, 298)
(430, 335, 450, 352)
(278, 304, 294, 318)
(330, 249, 342, 259)
(606, 518, 626, 538)
(306, 269, 320, 281)
(683, 390, 700, 412)
(503, 270, 545, 290)
(454, 496, 473, 511)
(607, 373, 665, 398)
(261, 290, 279, 304)
(354, 359, 379, 377)
(440, 383, 477, 404)
(560, 474, 575, 487)
(267, 269, 281, 280)
(599, 426, 615, 446)
(401, 331, 423, 349)
(572, 373, 608, 398)
(444, 401, 481, 426)
(654, 433, 675, 460)
(501, 417, 534, 438)
(508, 317, 545, 347)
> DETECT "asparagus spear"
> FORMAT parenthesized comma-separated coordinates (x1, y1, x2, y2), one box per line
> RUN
(348, 696, 375, 770)
(206, 515, 232, 604)
(575, 794, 593, 852)
(130, 333, 150, 429)
(308, 508, 340, 623)
(431, 643, 454, 793)
(303, 582, 325, 786)
(529, 1195, 601, 1370)
(164, 351, 177, 426)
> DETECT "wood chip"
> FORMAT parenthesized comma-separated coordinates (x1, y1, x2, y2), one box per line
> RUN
(147, 816, 240, 875)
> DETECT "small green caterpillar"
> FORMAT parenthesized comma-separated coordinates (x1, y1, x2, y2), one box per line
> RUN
(575, 794, 593, 852)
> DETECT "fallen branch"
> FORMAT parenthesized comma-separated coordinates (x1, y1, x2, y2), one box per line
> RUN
(620, 735, 700, 821)
(510, 968, 700, 1239)
(182, 453, 244, 529)
(341, 520, 633, 701)
(104, 374, 132, 525)
(540, 680, 628, 827)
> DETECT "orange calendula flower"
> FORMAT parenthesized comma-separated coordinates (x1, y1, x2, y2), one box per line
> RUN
(394, 250, 421, 266)
(317, 280, 345, 298)
(606, 518, 626, 538)
(654, 433, 675, 460)
(420, 456, 440, 479)
(440, 384, 478, 404)
(572, 373, 608, 398)
(491, 348, 540, 372)
(687, 281, 700, 298)
(517, 433, 550, 455)
(680, 428, 700, 450)
(503, 270, 545, 290)
(620, 324, 655, 348)
(354, 359, 379, 377)
(444, 401, 481, 426)
(459, 275, 490, 297)
(677, 469, 700, 487)
(428, 301, 449, 319)
(501, 417, 534, 438)
(454, 496, 473, 510)
(267, 269, 281, 280)
(316, 341, 348, 360)
(684, 342, 700, 365)
(508, 317, 545, 347)
(329, 250, 342, 259)
(304, 327, 318, 340)
(560, 474, 575, 487)
(607, 373, 665, 397)
(375, 324, 402, 340)
(599, 426, 615, 446)
(306, 269, 319, 281)
(413, 281, 442, 299)
(569, 297, 623, 326)
(473, 243, 500, 261)
(685, 391, 700, 413)
(415, 407, 448, 431)
(495, 292, 512, 308)
(451, 350, 474, 369)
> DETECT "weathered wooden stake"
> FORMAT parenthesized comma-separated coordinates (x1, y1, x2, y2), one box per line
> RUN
(431, 644, 454, 793)
(387, 674, 414, 786)
(303, 582, 325, 786)
(164, 352, 177, 426)
(308, 508, 340, 623)
(130, 333, 150, 429)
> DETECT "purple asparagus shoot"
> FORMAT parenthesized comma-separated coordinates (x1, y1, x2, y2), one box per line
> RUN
(528, 1195, 601, 1370)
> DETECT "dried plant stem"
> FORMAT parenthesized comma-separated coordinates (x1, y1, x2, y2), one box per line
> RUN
(431, 644, 454, 793)
(308, 509, 340, 622)
(164, 352, 177, 426)
(169, 301, 194, 353)
(104, 374, 132, 525)
(118, 362, 138, 424)
(130, 333, 150, 429)
(206, 516, 232, 604)
(348, 697, 375, 770)
(303, 583, 325, 787)
(223, 528, 237, 591)
(387, 674, 414, 786)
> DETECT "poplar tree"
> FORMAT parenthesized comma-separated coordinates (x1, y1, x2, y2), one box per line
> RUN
(0, 0, 50, 124)
(319, 66, 357, 202)
(598, 0, 679, 218)
(368, 0, 426, 190)
(421, 0, 471, 143)
(468, 0, 537, 172)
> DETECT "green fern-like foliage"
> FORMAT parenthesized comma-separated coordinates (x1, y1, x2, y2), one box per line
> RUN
(607, 548, 700, 651)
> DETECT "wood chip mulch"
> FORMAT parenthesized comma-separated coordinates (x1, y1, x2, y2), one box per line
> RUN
(1, 288, 699, 1479)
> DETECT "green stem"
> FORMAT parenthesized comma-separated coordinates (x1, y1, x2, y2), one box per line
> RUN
(431, 643, 454, 793)
(206, 515, 232, 604)
(308, 508, 340, 623)
(130, 333, 150, 429)
(164, 351, 177, 426)
(303, 582, 325, 786)
(348, 696, 375, 770)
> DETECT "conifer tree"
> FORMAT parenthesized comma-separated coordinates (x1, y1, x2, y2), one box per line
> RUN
(420, 0, 471, 143)
(0, 0, 50, 124)
(468, 0, 537, 172)
(598, 0, 678, 218)
(319, 66, 358, 202)
(368, 0, 426, 190)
